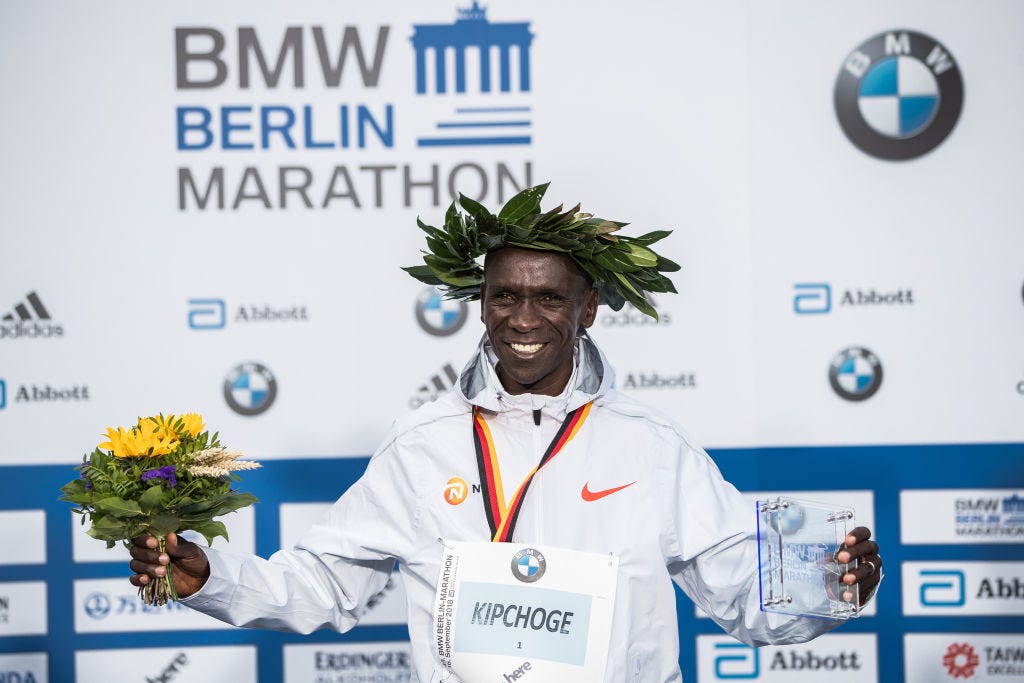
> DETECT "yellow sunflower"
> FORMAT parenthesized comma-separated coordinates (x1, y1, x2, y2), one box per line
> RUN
(98, 425, 179, 458)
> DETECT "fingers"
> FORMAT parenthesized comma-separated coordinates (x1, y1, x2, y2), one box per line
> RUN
(842, 554, 882, 585)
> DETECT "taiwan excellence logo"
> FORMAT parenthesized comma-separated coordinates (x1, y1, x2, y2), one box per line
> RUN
(223, 362, 277, 416)
(835, 30, 963, 160)
(828, 346, 883, 401)
(510, 548, 546, 583)
(415, 286, 468, 336)
(943, 642, 980, 679)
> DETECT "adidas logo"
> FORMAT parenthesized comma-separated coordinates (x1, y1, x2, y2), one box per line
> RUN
(409, 362, 458, 409)
(1, 291, 64, 339)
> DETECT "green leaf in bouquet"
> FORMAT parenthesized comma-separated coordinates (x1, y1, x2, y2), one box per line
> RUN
(138, 484, 167, 513)
(187, 520, 230, 546)
(86, 514, 130, 545)
(148, 512, 181, 537)
(59, 479, 93, 505)
(93, 496, 144, 519)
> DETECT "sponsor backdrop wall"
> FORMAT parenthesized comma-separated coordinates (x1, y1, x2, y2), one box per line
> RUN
(1, 1, 1022, 681)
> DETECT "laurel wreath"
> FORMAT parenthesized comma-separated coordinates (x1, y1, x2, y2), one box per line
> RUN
(402, 183, 679, 320)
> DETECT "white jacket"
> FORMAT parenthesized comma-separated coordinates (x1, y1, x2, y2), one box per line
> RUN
(185, 335, 838, 681)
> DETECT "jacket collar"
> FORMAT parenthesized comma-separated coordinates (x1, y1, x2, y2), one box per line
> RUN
(457, 332, 613, 415)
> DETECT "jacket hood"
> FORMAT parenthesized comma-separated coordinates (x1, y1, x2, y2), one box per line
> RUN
(456, 332, 615, 414)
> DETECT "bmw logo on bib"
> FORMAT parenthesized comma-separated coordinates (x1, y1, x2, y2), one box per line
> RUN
(510, 548, 547, 583)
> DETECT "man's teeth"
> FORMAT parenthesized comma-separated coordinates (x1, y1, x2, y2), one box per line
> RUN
(511, 343, 543, 353)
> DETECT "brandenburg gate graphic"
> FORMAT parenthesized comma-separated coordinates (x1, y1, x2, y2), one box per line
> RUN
(411, 2, 534, 94)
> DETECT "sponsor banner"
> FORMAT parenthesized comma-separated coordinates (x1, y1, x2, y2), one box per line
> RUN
(696, 634, 877, 681)
(903, 561, 1024, 616)
(901, 489, 1024, 544)
(0, 510, 46, 565)
(279, 502, 409, 626)
(905, 634, 1024, 682)
(283, 641, 412, 683)
(696, 491, 876, 618)
(72, 505, 255, 563)
(0, 581, 48, 636)
(76, 645, 256, 683)
(0, 652, 47, 683)
(73, 578, 237, 633)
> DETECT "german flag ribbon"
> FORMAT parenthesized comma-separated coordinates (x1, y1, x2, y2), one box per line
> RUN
(472, 401, 593, 543)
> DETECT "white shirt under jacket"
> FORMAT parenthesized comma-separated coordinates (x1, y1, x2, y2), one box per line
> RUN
(184, 334, 841, 681)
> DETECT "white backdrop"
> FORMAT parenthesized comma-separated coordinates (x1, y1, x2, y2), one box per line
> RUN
(1, 2, 1022, 682)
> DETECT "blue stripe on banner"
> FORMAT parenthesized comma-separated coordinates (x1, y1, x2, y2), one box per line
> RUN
(436, 121, 531, 129)
(455, 106, 531, 113)
(1, 444, 1021, 683)
(417, 136, 532, 147)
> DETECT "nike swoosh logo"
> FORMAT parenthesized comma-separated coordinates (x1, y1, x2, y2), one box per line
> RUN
(581, 481, 637, 502)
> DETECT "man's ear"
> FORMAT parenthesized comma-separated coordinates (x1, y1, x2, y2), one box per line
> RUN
(580, 287, 599, 329)
(479, 284, 486, 323)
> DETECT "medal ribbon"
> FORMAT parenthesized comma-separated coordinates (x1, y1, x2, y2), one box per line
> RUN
(473, 401, 593, 542)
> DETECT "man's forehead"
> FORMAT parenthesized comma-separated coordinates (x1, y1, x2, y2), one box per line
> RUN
(483, 247, 589, 283)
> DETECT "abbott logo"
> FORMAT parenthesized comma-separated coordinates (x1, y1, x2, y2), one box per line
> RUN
(920, 569, 965, 607)
(188, 298, 226, 329)
(714, 642, 759, 679)
(794, 283, 831, 314)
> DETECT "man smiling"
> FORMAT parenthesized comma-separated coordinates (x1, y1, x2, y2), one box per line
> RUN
(130, 184, 882, 681)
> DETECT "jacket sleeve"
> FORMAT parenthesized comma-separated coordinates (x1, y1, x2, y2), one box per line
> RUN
(182, 441, 421, 634)
(662, 441, 840, 646)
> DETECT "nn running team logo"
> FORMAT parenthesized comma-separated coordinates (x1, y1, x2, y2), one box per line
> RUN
(510, 548, 546, 583)
(444, 476, 469, 505)
(835, 30, 963, 160)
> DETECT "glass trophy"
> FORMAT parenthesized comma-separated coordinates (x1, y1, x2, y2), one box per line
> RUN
(756, 497, 859, 620)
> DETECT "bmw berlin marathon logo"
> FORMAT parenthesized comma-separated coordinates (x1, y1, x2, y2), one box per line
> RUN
(829, 347, 883, 401)
(511, 548, 546, 583)
(835, 30, 963, 160)
(224, 362, 277, 416)
(415, 286, 468, 336)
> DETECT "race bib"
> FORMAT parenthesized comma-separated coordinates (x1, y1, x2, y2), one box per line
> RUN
(434, 541, 618, 682)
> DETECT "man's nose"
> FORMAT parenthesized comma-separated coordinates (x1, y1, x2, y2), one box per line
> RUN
(508, 301, 541, 331)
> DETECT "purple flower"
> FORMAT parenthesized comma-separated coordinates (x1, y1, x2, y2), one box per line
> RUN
(141, 465, 177, 488)
(80, 460, 93, 490)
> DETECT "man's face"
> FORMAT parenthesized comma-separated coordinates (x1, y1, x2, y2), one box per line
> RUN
(481, 247, 598, 396)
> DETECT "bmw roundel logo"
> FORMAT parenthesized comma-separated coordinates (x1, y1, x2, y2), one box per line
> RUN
(510, 547, 547, 583)
(224, 362, 278, 416)
(829, 347, 883, 401)
(835, 30, 963, 160)
(415, 286, 468, 337)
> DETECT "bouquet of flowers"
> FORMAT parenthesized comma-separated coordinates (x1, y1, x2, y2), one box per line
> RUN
(60, 412, 260, 606)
